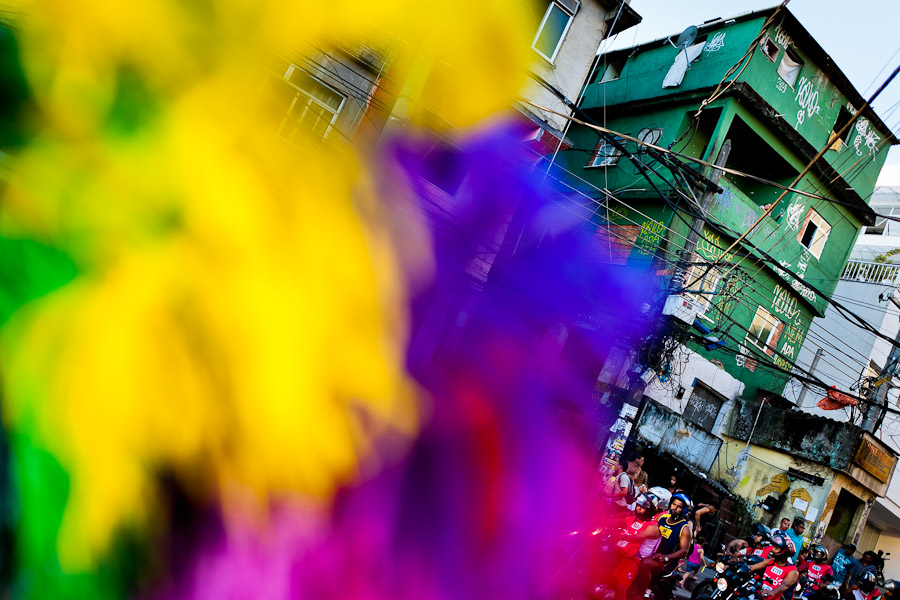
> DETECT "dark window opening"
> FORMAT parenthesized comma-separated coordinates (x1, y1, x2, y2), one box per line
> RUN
(829, 106, 854, 151)
(760, 37, 778, 61)
(825, 489, 863, 544)
(722, 117, 799, 209)
(422, 143, 467, 196)
(599, 58, 625, 83)
(800, 220, 818, 248)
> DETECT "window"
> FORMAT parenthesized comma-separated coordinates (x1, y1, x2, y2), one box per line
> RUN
(747, 306, 784, 356)
(797, 208, 831, 258)
(682, 382, 725, 432)
(277, 66, 346, 141)
(777, 49, 803, 88)
(760, 37, 778, 61)
(828, 106, 854, 151)
(599, 59, 624, 83)
(864, 206, 900, 235)
(683, 258, 721, 312)
(533, 0, 579, 62)
(587, 137, 622, 167)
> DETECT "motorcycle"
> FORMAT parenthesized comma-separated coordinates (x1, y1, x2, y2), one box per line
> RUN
(690, 558, 764, 600)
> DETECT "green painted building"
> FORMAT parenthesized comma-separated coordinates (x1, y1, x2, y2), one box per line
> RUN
(555, 6, 897, 405)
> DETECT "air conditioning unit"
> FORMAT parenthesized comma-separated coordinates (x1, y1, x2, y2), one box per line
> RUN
(662, 294, 703, 325)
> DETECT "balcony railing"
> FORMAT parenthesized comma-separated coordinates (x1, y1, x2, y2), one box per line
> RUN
(841, 260, 900, 285)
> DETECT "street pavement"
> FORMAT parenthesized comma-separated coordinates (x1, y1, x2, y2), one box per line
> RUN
(674, 562, 716, 600)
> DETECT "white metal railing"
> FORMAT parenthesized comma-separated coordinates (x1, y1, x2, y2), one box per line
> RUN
(841, 260, 900, 284)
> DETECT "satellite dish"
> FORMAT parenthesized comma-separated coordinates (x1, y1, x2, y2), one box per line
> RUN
(675, 26, 698, 50)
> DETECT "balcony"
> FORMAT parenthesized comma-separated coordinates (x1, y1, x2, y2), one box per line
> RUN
(841, 260, 900, 285)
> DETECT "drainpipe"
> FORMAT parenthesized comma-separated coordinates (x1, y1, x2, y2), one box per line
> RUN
(796, 348, 824, 408)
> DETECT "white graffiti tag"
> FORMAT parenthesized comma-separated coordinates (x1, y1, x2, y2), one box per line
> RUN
(736, 344, 749, 367)
(705, 32, 726, 52)
(850, 117, 881, 157)
(795, 77, 820, 127)
(776, 78, 788, 93)
(786, 200, 806, 231)
(796, 253, 809, 278)
(791, 278, 817, 303)
(774, 25, 793, 48)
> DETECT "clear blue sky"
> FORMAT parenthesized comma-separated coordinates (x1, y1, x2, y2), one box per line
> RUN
(604, 0, 900, 181)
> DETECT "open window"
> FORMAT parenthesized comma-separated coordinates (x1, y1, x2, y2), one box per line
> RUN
(777, 48, 803, 88)
(599, 58, 625, 83)
(747, 306, 784, 356)
(828, 106, 854, 151)
(797, 208, 831, 258)
(683, 256, 721, 313)
(760, 37, 779, 61)
(587, 137, 623, 168)
(533, 0, 579, 63)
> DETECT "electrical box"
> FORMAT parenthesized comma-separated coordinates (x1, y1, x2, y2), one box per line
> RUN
(662, 294, 703, 324)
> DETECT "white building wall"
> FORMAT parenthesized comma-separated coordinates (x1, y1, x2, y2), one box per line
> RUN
(644, 346, 745, 416)
(520, 0, 624, 135)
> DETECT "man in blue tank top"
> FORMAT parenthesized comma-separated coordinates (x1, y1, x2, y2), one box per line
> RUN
(633, 493, 694, 598)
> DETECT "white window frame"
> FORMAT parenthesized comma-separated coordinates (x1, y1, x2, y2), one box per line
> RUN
(278, 65, 346, 141)
(797, 208, 831, 259)
(532, 1, 576, 64)
(586, 137, 622, 168)
(864, 206, 900, 235)
(747, 306, 783, 356)
(683, 259, 721, 313)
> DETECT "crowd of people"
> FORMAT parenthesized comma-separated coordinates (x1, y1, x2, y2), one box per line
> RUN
(593, 452, 895, 600)
(593, 451, 714, 600)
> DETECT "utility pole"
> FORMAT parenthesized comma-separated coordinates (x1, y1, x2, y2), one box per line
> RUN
(796, 348, 824, 408)
(673, 140, 732, 292)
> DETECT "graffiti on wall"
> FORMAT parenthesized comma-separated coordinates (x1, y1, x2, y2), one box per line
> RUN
(786, 200, 806, 231)
(635, 219, 664, 255)
(796, 253, 810, 279)
(757, 472, 791, 496)
(712, 188, 759, 229)
(697, 230, 736, 264)
(774, 25, 793, 48)
(772, 284, 801, 322)
(846, 105, 881, 157)
(736, 343, 757, 372)
(791, 277, 817, 303)
(796, 76, 821, 127)
(705, 32, 726, 52)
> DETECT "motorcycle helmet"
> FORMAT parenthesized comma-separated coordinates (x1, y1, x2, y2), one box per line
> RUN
(635, 492, 659, 513)
(810, 544, 829, 564)
(858, 572, 878, 593)
(752, 523, 771, 540)
(769, 530, 796, 559)
(884, 580, 897, 597)
(670, 492, 693, 518)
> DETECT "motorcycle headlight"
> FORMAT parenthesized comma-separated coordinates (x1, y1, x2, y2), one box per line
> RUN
(715, 562, 726, 573)
(717, 578, 729, 592)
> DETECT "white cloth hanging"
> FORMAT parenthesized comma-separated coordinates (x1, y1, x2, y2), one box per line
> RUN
(662, 42, 706, 88)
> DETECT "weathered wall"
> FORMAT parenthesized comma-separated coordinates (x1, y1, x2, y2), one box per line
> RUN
(635, 400, 722, 473)
(720, 437, 835, 532)
(727, 399, 860, 470)
(523, 0, 617, 134)
(644, 345, 744, 415)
